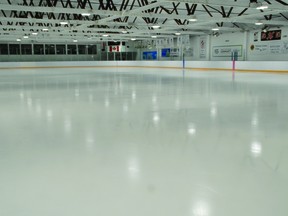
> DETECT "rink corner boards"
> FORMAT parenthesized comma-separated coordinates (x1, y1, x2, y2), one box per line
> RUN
(1, 65, 288, 74)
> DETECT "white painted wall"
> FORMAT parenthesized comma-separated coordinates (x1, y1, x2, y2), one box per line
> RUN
(210, 32, 246, 61)
(247, 28, 288, 61)
(2, 27, 288, 62)
(138, 26, 288, 62)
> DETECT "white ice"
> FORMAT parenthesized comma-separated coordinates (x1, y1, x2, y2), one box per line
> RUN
(0, 67, 288, 216)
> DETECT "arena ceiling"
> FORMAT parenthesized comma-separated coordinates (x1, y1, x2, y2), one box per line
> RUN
(1, 0, 288, 43)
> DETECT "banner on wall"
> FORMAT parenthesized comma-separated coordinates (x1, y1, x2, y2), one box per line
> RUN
(184, 47, 194, 57)
(143, 51, 157, 60)
(170, 48, 179, 57)
(176, 35, 190, 47)
(109, 45, 123, 52)
(212, 45, 242, 57)
(250, 41, 288, 55)
(200, 36, 206, 58)
(161, 48, 171, 57)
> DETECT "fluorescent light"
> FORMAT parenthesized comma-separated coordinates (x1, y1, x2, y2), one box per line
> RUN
(188, 15, 197, 22)
(16, 39, 21, 41)
(212, 28, 219, 31)
(32, 32, 38, 35)
(175, 32, 181, 36)
(255, 21, 263, 25)
(102, 34, 109, 37)
(73, 39, 78, 42)
(189, 18, 198, 22)
(81, 13, 91, 16)
(122, 30, 127, 34)
(60, 21, 68, 25)
(23, 36, 29, 38)
(151, 35, 157, 38)
(131, 38, 136, 41)
(42, 28, 49, 31)
(152, 25, 160, 29)
(256, 5, 268, 10)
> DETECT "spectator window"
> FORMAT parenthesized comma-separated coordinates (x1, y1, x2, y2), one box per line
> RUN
(56, 44, 66, 54)
(78, 45, 86, 55)
(0, 44, 9, 55)
(21, 44, 32, 55)
(45, 44, 55, 55)
(9, 44, 20, 55)
(88, 45, 97, 54)
(34, 44, 44, 55)
(67, 45, 77, 55)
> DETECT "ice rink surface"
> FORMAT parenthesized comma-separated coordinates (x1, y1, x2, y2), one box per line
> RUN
(0, 67, 288, 216)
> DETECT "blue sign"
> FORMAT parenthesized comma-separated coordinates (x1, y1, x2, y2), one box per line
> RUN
(161, 48, 171, 57)
(143, 51, 157, 60)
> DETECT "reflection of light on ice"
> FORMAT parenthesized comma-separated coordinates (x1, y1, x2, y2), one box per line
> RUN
(19, 92, 24, 100)
(188, 123, 196, 135)
(251, 113, 258, 127)
(46, 109, 53, 122)
(210, 102, 217, 118)
(104, 98, 110, 108)
(35, 101, 42, 116)
(128, 157, 140, 179)
(89, 94, 93, 102)
(123, 103, 129, 113)
(251, 141, 262, 157)
(85, 133, 95, 152)
(64, 115, 72, 133)
(191, 201, 209, 216)
(152, 95, 159, 111)
(74, 89, 80, 97)
(152, 95, 157, 104)
(27, 97, 33, 109)
(153, 113, 160, 124)
(210, 107, 217, 118)
(132, 91, 136, 101)
(175, 98, 180, 110)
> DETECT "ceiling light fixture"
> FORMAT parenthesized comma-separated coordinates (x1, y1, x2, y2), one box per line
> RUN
(16, 39, 21, 41)
(255, 21, 263, 25)
(152, 25, 160, 29)
(32, 32, 38, 35)
(131, 38, 136, 41)
(60, 21, 68, 25)
(102, 34, 109, 37)
(122, 30, 128, 34)
(188, 15, 198, 22)
(73, 39, 78, 42)
(42, 28, 49, 31)
(175, 32, 181, 36)
(256, 5, 268, 10)
(23, 35, 29, 39)
(81, 13, 91, 16)
(212, 28, 219, 31)
(151, 35, 157, 38)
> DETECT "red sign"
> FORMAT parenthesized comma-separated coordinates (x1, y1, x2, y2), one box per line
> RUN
(261, 30, 281, 41)
(109, 46, 120, 52)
